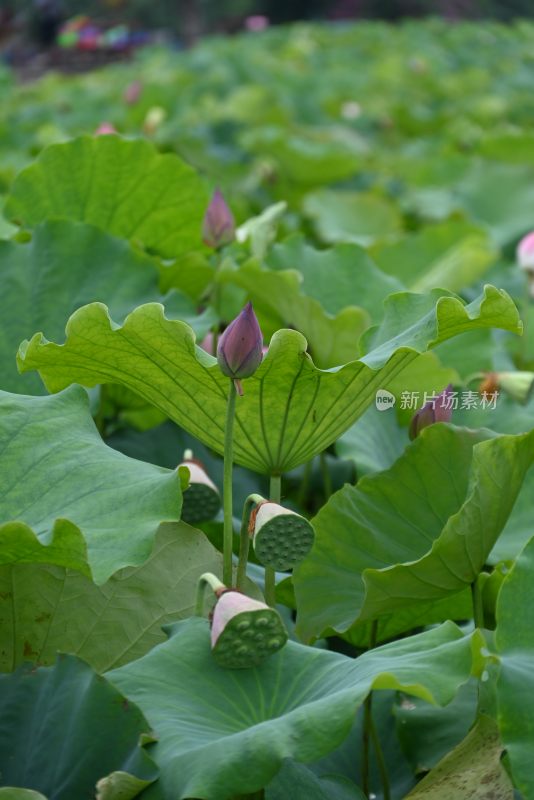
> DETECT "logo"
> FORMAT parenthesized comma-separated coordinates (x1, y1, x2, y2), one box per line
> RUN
(375, 389, 396, 411)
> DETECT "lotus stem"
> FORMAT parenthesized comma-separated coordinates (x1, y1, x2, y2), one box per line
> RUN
(236, 493, 265, 590)
(265, 474, 282, 607)
(223, 379, 237, 586)
(195, 572, 225, 616)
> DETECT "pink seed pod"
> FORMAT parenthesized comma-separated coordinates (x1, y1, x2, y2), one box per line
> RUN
(210, 590, 287, 669)
(251, 502, 315, 571)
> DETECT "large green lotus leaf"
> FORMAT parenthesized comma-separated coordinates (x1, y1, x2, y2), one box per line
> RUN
(17, 286, 521, 475)
(0, 655, 157, 800)
(478, 133, 534, 166)
(394, 680, 478, 775)
(336, 404, 409, 477)
(0, 387, 183, 584)
(456, 161, 534, 247)
(265, 760, 365, 800)
(4, 135, 208, 259)
(372, 218, 497, 294)
(0, 220, 204, 395)
(339, 591, 472, 650)
(240, 125, 365, 185)
(495, 534, 534, 797)
(293, 425, 534, 642)
(0, 519, 89, 574)
(405, 716, 512, 799)
(303, 189, 402, 247)
(0, 521, 221, 673)
(217, 258, 369, 368)
(0, 791, 47, 799)
(309, 690, 415, 799)
(108, 619, 477, 800)
(489, 467, 534, 564)
(267, 234, 403, 320)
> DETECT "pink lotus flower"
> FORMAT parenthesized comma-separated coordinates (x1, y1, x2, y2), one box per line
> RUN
(245, 15, 269, 32)
(94, 122, 117, 136)
(517, 231, 534, 271)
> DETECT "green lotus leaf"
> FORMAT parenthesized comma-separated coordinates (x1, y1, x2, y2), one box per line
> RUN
(17, 286, 521, 475)
(0, 655, 157, 800)
(303, 189, 402, 246)
(495, 534, 534, 797)
(294, 425, 534, 642)
(268, 234, 402, 320)
(0, 521, 221, 674)
(0, 387, 183, 583)
(0, 791, 48, 800)
(372, 218, 497, 293)
(108, 618, 477, 800)
(394, 680, 478, 775)
(265, 760, 365, 800)
(405, 715, 513, 799)
(217, 257, 369, 368)
(4, 135, 208, 258)
(0, 220, 212, 395)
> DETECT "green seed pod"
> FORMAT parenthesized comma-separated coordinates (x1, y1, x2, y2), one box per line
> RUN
(252, 502, 315, 571)
(211, 590, 288, 669)
(179, 458, 221, 524)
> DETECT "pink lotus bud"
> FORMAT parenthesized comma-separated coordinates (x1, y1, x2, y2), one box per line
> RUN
(251, 501, 314, 571)
(211, 590, 288, 669)
(179, 453, 220, 523)
(123, 79, 142, 105)
(202, 188, 235, 249)
(217, 302, 263, 385)
(199, 331, 215, 355)
(94, 122, 117, 136)
(517, 232, 534, 271)
(245, 15, 269, 32)
(409, 384, 454, 440)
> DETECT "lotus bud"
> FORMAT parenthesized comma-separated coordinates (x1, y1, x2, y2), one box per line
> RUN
(211, 589, 288, 669)
(217, 302, 263, 391)
(251, 501, 315, 571)
(94, 122, 117, 136)
(202, 188, 236, 249)
(409, 384, 454, 440)
(495, 371, 534, 404)
(179, 450, 221, 523)
(123, 79, 142, 105)
(517, 232, 534, 298)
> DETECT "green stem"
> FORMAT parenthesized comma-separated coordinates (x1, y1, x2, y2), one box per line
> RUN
(320, 450, 333, 501)
(297, 458, 312, 508)
(236, 493, 265, 591)
(471, 578, 485, 630)
(195, 572, 225, 616)
(361, 620, 378, 799)
(370, 715, 391, 800)
(264, 474, 282, 608)
(223, 380, 237, 587)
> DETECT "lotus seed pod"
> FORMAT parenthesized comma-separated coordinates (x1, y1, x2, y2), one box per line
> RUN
(217, 302, 263, 382)
(252, 502, 315, 571)
(179, 459, 221, 524)
(202, 188, 236, 249)
(495, 371, 534, 404)
(211, 590, 288, 669)
(409, 384, 454, 440)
